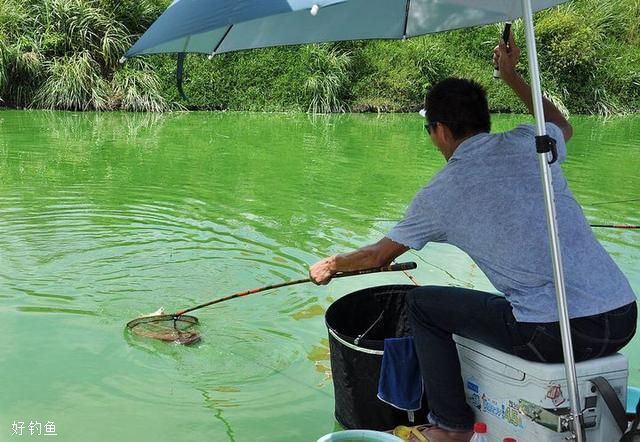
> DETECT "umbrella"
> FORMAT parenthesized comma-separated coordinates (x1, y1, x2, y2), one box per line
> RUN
(122, 1, 586, 439)
(122, 0, 565, 58)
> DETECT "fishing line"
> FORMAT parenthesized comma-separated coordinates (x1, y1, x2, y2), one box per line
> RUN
(401, 268, 421, 286)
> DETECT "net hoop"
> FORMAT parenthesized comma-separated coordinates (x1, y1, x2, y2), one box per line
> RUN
(126, 314, 199, 329)
(126, 314, 201, 345)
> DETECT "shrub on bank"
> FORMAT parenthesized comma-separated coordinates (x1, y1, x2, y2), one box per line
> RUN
(0, 0, 168, 111)
(0, 0, 638, 114)
(148, 0, 639, 115)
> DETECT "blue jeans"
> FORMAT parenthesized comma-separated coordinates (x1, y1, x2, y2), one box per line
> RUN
(406, 286, 637, 432)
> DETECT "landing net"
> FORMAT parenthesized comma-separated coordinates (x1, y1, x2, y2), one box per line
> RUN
(126, 314, 201, 345)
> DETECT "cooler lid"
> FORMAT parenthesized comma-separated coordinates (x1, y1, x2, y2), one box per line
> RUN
(454, 335, 629, 381)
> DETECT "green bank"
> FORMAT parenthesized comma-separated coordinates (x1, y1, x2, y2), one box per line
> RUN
(0, 0, 638, 114)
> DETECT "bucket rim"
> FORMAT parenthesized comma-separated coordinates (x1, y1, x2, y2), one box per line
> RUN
(328, 327, 384, 355)
(324, 284, 417, 324)
(317, 429, 404, 442)
(325, 284, 417, 353)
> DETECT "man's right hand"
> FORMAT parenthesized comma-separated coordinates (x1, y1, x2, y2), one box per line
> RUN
(308, 238, 409, 286)
(309, 256, 337, 285)
(493, 31, 520, 83)
(493, 30, 573, 142)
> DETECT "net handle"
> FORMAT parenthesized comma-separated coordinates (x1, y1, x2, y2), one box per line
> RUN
(175, 262, 417, 316)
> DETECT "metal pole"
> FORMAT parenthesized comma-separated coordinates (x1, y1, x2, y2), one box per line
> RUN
(520, 0, 584, 440)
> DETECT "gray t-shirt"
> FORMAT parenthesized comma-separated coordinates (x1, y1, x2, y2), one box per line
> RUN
(387, 123, 636, 322)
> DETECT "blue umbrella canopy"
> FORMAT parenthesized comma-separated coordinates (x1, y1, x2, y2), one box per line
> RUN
(123, 0, 567, 59)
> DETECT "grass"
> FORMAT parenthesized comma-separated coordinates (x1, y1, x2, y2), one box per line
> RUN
(0, 0, 638, 114)
(34, 51, 110, 111)
(0, 0, 167, 111)
(303, 45, 351, 113)
(112, 59, 168, 112)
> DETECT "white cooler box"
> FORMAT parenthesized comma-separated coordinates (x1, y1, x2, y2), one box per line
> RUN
(454, 335, 628, 442)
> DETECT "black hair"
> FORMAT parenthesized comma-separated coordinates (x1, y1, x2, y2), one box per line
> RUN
(424, 78, 491, 139)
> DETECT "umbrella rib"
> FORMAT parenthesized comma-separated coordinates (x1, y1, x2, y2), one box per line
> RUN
(182, 36, 191, 52)
(210, 25, 234, 57)
(403, 0, 411, 38)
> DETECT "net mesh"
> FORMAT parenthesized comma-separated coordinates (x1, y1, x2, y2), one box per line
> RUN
(126, 314, 201, 345)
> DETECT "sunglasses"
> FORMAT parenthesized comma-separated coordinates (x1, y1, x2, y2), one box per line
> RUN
(424, 121, 438, 135)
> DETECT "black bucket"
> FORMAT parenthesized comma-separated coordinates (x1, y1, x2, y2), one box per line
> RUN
(325, 284, 428, 431)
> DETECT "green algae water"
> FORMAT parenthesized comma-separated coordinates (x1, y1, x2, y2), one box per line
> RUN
(0, 110, 638, 442)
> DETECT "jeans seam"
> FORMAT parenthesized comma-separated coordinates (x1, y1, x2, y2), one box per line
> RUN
(526, 340, 547, 362)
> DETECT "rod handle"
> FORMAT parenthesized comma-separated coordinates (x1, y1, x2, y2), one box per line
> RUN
(494, 21, 512, 79)
(388, 262, 418, 271)
(333, 262, 417, 278)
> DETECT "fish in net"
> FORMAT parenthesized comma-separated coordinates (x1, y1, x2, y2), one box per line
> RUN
(126, 310, 201, 345)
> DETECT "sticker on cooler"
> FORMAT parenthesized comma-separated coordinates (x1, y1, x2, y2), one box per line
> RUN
(465, 378, 526, 430)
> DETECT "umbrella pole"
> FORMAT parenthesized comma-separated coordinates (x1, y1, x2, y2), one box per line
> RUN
(520, 0, 585, 440)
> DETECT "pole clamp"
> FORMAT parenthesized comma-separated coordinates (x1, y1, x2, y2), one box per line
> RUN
(536, 135, 558, 164)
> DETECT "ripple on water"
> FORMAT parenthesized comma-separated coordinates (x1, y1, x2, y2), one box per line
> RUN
(2, 112, 638, 441)
(117, 338, 323, 416)
(2, 181, 333, 411)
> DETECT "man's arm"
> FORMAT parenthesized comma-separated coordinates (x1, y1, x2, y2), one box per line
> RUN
(494, 32, 573, 142)
(309, 237, 409, 285)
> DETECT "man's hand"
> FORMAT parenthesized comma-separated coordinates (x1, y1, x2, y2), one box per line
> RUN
(309, 256, 336, 285)
(493, 31, 520, 83)
(308, 238, 409, 286)
(494, 30, 573, 142)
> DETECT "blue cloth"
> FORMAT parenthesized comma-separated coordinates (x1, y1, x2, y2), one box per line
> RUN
(377, 336, 423, 412)
(386, 123, 636, 322)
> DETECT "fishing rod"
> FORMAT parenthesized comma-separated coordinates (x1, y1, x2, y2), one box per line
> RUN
(589, 198, 640, 206)
(175, 261, 417, 316)
(590, 224, 639, 229)
(125, 262, 418, 345)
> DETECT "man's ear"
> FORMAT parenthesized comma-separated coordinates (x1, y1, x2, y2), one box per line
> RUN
(433, 124, 458, 160)
(431, 123, 450, 148)
(438, 123, 455, 145)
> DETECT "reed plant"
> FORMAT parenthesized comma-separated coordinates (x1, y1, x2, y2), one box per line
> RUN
(0, 0, 30, 38)
(34, 51, 110, 111)
(112, 60, 168, 112)
(304, 45, 351, 113)
(0, 0, 638, 114)
(7, 49, 44, 107)
(37, 0, 131, 69)
(0, 37, 10, 101)
(0, 0, 167, 111)
(100, 0, 166, 35)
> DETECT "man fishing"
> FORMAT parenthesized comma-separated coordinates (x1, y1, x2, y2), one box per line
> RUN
(309, 32, 637, 442)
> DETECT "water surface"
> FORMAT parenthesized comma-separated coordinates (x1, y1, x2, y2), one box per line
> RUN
(0, 110, 638, 441)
